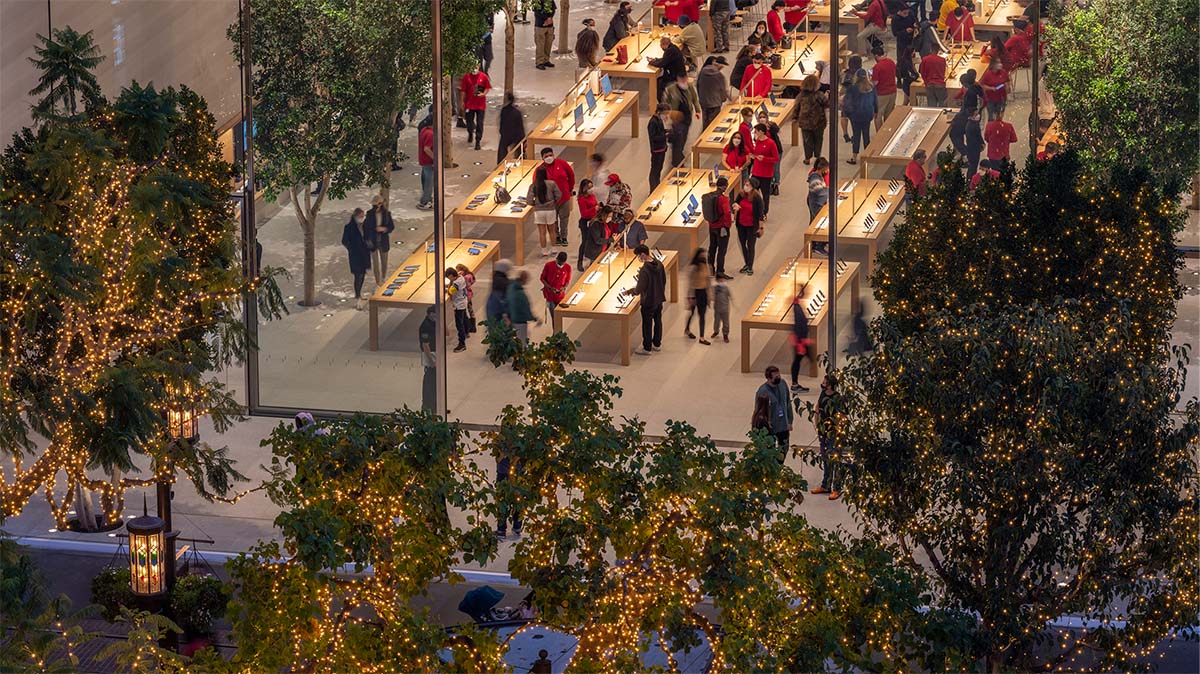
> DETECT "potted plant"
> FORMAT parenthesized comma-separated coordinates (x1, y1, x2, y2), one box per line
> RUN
(169, 574, 228, 651)
(90, 567, 135, 621)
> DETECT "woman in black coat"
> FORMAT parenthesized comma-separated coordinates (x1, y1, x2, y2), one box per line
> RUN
(364, 196, 395, 284)
(497, 92, 527, 165)
(341, 208, 371, 309)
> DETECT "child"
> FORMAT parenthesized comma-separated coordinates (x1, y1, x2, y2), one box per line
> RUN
(711, 275, 733, 343)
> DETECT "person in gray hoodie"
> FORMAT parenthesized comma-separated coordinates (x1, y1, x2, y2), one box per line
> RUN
(807, 175, 831, 256)
(697, 55, 731, 131)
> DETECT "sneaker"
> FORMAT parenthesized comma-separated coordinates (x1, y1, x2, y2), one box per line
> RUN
(739, 266, 749, 274)
(828, 491, 841, 500)
(536, 64, 546, 70)
(723, 334, 729, 343)
(474, 144, 481, 151)
(771, 184, 779, 196)
(355, 298, 365, 311)
(454, 344, 467, 352)
(745, 268, 754, 275)
(512, 529, 523, 538)
(466, 135, 474, 144)
(543, 62, 555, 68)
(718, 273, 735, 280)
(651, 345, 662, 351)
(634, 348, 652, 355)
(811, 487, 830, 495)
(791, 384, 809, 392)
(494, 530, 507, 539)
(416, 202, 433, 210)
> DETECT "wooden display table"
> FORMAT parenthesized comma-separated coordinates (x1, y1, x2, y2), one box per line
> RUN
(650, 2, 722, 51)
(974, 0, 1018, 34)
(1037, 117, 1062, 156)
(770, 33, 849, 87)
(740, 258, 861, 375)
(528, 89, 640, 161)
(910, 43, 988, 101)
(634, 167, 741, 254)
(691, 97, 798, 169)
(599, 26, 682, 113)
(551, 247, 680, 365)
(805, 0, 867, 43)
(802, 178, 905, 275)
(449, 159, 572, 266)
(368, 238, 501, 351)
(860, 106, 953, 179)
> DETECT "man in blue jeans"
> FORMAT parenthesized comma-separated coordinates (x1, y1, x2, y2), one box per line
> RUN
(416, 119, 435, 210)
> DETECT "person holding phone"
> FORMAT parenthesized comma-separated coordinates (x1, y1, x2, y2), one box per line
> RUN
(978, 57, 1009, 120)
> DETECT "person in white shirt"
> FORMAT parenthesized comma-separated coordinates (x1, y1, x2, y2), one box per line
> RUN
(445, 267, 471, 352)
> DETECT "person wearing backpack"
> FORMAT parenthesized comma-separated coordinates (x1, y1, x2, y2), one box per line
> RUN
(702, 176, 734, 280)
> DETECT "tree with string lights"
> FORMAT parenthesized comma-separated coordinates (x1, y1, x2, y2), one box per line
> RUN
(0, 77, 286, 531)
(483, 331, 973, 672)
(830, 152, 1200, 671)
(222, 410, 503, 673)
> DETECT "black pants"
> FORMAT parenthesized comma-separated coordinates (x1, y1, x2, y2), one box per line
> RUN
(454, 308, 468, 347)
(752, 175, 771, 214)
(966, 147, 982, 179)
(702, 106, 721, 133)
(773, 430, 790, 463)
(465, 109, 485, 145)
(353, 271, 366, 298)
(670, 124, 689, 168)
(495, 473, 522, 535)
(708, 227, 730, 275)
(649, 150, 666, 191)
(736, 225, 757, 270)
(577, 218, 590, 268)
(497, 138, 522, 165)
(422, 366, 437, 413)
(687, 288, 708, 336)
(640, 303, 663, 351)
(791, 349, 810, 384)
(801, 127, 824, 160)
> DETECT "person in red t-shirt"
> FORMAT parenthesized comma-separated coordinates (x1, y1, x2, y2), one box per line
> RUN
(983, 108, 1018, 170)
(540, 251, 573, 318)
(943, 5, 975, 43)
(539, 147, 576, 246)
(970, 168, 1000, 190)
(904, 149, 927, 199)
(575, 179, 599, 268)
(749, 123, 779, 217)
(919, 49, 948, 107)
(869, 45, 897, 130)
(1003, 28, 1032, 70)
(661, 0, 700, 24)
(784, 0, 810, 27)
(738, 107, 755, 148)
(705, 175, 734, 279)
(722, 132, 749, 174)
(460, 65, 492, 151)
(740, 53, 774, 98)
(854, 0, 888, 56)
(978, 58, 1009, 120)
(416, 122, 435, 210)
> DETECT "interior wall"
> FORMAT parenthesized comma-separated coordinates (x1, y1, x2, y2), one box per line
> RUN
(0, 0, 241, 143)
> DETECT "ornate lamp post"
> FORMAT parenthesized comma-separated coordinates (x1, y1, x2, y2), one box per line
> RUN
(126, 497, 168, 601)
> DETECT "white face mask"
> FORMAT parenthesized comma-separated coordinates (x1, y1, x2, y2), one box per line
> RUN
(733, 138, 741, 145)
(543, 156, 554, 164)
(678, 81, 689, 89)
(355, 216, 365, 224)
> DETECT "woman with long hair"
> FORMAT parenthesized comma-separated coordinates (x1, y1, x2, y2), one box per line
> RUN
(731, 180, 765, 275)
(528, 166, 562, 257)
(844, 69, 877, 164)
(796, 74, 828, 163)
(721, 131, 749, 176)
(685, 247, 712, 344)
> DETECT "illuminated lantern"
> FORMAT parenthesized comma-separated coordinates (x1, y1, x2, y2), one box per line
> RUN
(165, 389, 200, 444)
(127, 505, 168, 597)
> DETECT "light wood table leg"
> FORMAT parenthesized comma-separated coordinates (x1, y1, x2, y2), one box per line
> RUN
(802, 233, 811, 258)
(552, 311, 563, 334)
(741, 323, 752, 372)
(809, 326, 821, 377)
(851, 273, 861, 314)
(866, 243, 875, 278)
(691, 147, 700, 170)
(791, 119, 800, 147)
(668, 261, 679, 303)
(369, 301, 380, 351)
(631, 102, 640, 138)
(621, 317, 631, 366)
(452, 215, 462, 238)
(648, 78, 659, 117)
(515, 217, 526, 265)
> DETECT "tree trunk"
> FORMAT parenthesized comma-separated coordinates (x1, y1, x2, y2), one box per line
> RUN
(381, 110, 401, 209)
(290, 179, 329, 307)
(504, 0, 517, 94)
(556, 0, 572, 54)
(74, 484, 97, 532)
(441, 75, 455, 168)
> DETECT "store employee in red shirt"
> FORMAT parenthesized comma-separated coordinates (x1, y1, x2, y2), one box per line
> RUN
(740, 52, 774, 98)
(460, 64, 492, 151)
(539, 147, 576, 247)
(749, 123, 779, 217)
(919, 48, 948, 107)
(869, 45, 897, 130)
(982, 108, 1018, 170)
(661, 0, 701, 24)
(767, 1, 787, 42)
(978, 58, 1010, 120)
(904, 149, 927, 199)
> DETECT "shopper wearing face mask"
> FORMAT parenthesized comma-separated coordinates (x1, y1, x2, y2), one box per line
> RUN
(756, 110, 783, 196)
(731, 180, 764, 275)
(697, 56, 731, 131)
(341, 208, 371, 310)
(754, 365, 794, 460)
(364, 195, 395, 284)
(460, 62, 492, 151)
(539, 147, 576, 247)
(721, 131, 748, 178)
(748, 123, 779, 215)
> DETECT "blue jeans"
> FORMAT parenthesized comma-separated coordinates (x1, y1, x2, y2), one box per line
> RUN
(851, 119, 872, 154)
(419, 164, 434, 206)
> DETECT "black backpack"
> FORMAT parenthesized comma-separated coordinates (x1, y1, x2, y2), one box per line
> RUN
(701, 190, 720, 223)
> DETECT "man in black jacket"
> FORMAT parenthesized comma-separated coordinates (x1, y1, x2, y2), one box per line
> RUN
(647, 104, 669, 190)
(603, 1, 634, 51)
(497, 92, 526, 165)
(531, 0, 557, 69)
(364, 195, 395, 284)
(622, 244, 668, 355)
(648, 36, 686, 101)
